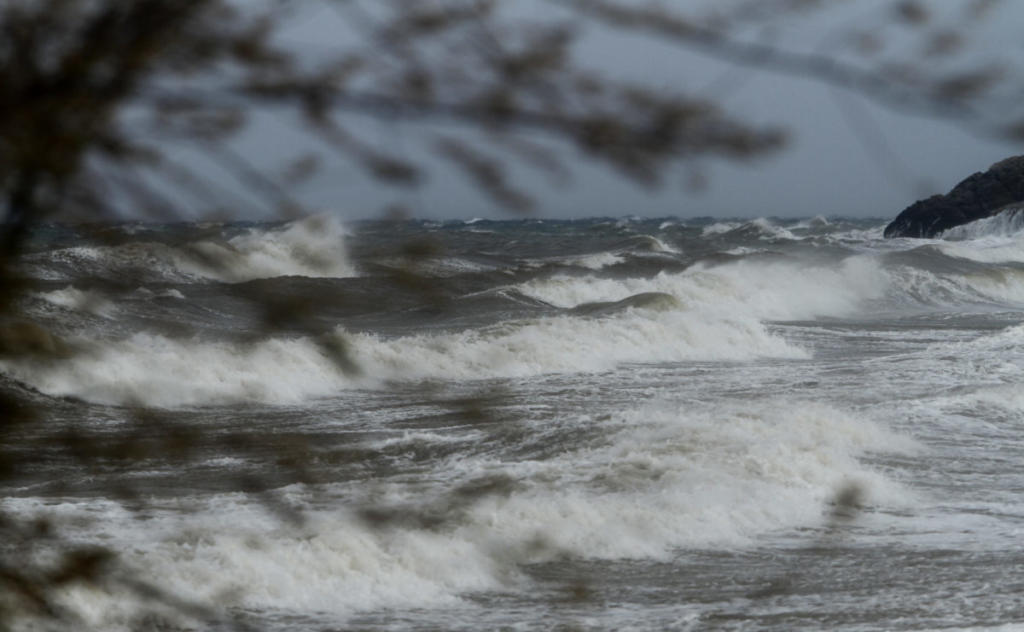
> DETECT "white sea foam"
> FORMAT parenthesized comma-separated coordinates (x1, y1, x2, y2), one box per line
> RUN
(154, 288, 186, 300)
(928, 209, 1024, 266)
(127, 286, 185, 300)
(174, 215, 357, 281)
(925, 323, 1024, 377)
(565, 251, 624, 269)
(937, 237, 1024, 265)
(701, 221, 740, 236)
(960, 269, 1024, 305)
(862, 324, 1024, 416)
(701, 218, 798, 241)
(40, 215, 357, 283)
(0, 333, 351, 407)
(0, 305, 807, 407)
(44, 242, 186, 282)
(371, 430, 485, 449)
(944, 385, 1024, 416)
(466, 400, 915, 557)
(820, 222, 888, 246)
(886, 257, 1024, 309)
(631, 234, 675, 253)
(940, 208, 1024, 241)
(19, 242, 1022, 409)
(33, 286, 115, 317)
(527, 241, 664, 271)
(748, 217, 798, 240)
(521, 244, 1024, 318)
(722, 246, 764, 256)
(351, 309, 804, 380)
(795, 215, 831, 229)
(518, 255, 889, 322)
(3, 495, 504, 629)
(2, 400, 914, 628)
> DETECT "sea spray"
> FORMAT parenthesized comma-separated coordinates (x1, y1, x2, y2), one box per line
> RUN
(5, 216, 1021, 631)
(0, 307, 807, 407)
(23, 215, 357, 284)
(517, 255, 889, 321)
(1, 398, 915, 625)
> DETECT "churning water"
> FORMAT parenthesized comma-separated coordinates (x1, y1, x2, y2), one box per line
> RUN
(4, 214, 1024, 630)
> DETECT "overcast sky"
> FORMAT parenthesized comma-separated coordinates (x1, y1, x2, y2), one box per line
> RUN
(234, 1, 1024, 222)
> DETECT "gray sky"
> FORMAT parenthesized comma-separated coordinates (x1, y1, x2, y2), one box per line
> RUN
(234, 1, 1024, 221)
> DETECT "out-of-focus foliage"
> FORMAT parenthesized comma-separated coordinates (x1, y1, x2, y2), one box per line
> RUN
(0, 0, 1021, 627)
(4, 0, 1021, 227)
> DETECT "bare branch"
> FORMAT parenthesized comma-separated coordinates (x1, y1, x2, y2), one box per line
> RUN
(555, 0, 1019, 140)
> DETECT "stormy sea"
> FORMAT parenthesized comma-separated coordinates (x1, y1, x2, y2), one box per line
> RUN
(4, 212, 1024, 630)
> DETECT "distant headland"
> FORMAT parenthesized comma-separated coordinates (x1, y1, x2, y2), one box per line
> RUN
(884, 156, 1024, 238)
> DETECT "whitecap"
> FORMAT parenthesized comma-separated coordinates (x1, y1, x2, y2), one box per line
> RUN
(0, 399, 915, 625)
(33, 286, 116, 318)
(0, 306, 807, 407)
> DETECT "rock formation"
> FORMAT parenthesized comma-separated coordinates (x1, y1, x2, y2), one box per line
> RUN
(884, 156, 1024, 238)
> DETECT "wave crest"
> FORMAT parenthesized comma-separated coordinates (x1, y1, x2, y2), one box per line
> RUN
(29, 215, 357, 283)
(940, 208, 1024, 241)
(0, 308, 807, 407)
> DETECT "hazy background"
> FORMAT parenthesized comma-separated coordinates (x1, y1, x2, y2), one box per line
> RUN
(222, 1, 1024, 221)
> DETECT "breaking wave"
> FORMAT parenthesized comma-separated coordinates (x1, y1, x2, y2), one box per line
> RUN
(0, 306, 806, 407)
(940, 208, 1024, 241)
(701, 218, 798, 241)
(33, 286, 116, 318)
(30, 215, 357, 283)
(518, 255, 889, 321)
(3, 399, 914, 625)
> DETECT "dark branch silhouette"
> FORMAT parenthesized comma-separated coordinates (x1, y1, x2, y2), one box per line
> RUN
(0, 0, 1022, 627)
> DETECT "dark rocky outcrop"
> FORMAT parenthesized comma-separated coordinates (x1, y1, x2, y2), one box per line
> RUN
(884, 156, 1024, 238)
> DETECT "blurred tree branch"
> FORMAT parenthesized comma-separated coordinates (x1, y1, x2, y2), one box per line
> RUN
(556, 0, 1021, 139)
(1, 0, 1023, 627)
(5, 0, 1021, 230)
